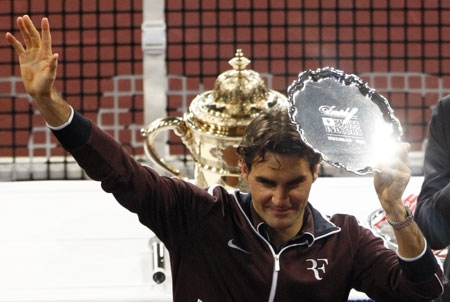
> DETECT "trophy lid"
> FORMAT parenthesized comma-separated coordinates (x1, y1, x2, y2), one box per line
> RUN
(185, 49, 288, 137)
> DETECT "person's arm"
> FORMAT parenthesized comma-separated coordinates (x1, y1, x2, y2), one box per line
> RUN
(5, 16, 221, 249)
(373, 143, 426, 258)
(359, 141, 445, 300)
(350, 219, 442, 302)
(415, 97, 450, 250)
(351, 219, 443, 301)
(5, 15, 71, 126)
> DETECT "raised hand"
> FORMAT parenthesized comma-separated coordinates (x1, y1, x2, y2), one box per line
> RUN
(6, 15, 58, 99)
(374, 143, 428, 258)
(373, 142, 411, 221)
(5, 15, 70, 127)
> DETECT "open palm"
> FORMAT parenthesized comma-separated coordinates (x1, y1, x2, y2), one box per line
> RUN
(6, 15, 58, 99)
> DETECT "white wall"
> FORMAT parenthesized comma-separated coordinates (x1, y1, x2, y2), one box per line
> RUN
(0, 177, 425, 301)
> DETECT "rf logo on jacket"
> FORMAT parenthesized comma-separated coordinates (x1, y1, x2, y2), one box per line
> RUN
(306, 258, 329, 280)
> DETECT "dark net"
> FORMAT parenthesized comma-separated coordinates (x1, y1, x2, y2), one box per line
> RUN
(1, 0, 450, 180)
(165, 0, 450, 157)
(0, 0, 143, 180)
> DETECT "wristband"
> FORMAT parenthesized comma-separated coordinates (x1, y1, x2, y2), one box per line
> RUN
(387, 206, 414, 229)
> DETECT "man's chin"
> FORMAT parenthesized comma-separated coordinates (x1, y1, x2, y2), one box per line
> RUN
(266, 218, 292, 231)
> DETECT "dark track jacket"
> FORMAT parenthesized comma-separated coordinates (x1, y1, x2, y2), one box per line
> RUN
(52, 111, 443, 302)
(415, 96, 450, 301)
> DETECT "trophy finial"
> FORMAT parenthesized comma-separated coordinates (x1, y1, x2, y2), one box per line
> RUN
(228, 49, 250, 71)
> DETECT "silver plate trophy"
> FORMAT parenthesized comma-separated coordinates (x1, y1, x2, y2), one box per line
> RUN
(287, 67, 403, 175)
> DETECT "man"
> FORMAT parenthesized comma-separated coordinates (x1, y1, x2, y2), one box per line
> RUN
(5, 15, 444, 301)
(415, 96, 450, 302)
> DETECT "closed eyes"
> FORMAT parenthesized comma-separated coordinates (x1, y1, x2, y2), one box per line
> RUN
(255, 175, 307, 188)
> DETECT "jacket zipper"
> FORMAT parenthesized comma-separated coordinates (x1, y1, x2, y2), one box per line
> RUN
(268, 246, 304, 302)
(274, 255, 280, 271)
(245, 233, 308, 301)
(231, 210, 283, 301)
(231, 193, 310, 302)
(267, 254, 281, 302)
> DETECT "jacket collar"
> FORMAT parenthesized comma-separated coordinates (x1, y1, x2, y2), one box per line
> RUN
(238, 192, 341, 246)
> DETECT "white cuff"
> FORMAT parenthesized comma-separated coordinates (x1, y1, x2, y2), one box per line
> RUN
(46, 106, 75, 130)
(397, 240, 428, 262)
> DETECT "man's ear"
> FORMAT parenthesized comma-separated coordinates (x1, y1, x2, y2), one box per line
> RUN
(312, 163, 319, 183)
(240, 160, 249, 181)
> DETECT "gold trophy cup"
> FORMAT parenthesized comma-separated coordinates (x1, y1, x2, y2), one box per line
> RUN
(141, 50, 288, 190)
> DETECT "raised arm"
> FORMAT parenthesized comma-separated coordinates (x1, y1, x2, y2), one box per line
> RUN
(5, 15, 71, 127)
(373, 143, 426, 258)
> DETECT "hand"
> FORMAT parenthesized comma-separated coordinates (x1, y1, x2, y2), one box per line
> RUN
(5, 15, 58, 99)
(373, 142, 411, 220)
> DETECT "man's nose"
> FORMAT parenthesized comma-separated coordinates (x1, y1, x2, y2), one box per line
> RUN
(272, 187, 289, 206)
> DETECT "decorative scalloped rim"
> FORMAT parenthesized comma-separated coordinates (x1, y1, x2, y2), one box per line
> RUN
(286, 66, 403, 175)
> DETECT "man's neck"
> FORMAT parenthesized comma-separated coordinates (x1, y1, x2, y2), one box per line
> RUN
(248, 200, 305, 251)
(268, 222, 304, 252)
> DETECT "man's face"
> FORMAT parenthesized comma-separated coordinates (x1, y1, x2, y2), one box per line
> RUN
(241, 152, 318, 239)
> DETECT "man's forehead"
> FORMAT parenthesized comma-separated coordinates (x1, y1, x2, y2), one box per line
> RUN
(254, 153, 309, 167)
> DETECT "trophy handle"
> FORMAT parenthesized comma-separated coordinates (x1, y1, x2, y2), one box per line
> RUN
(141, 117, 193, 178)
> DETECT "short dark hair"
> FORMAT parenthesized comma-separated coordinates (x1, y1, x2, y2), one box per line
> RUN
(237, 107, 321, 173)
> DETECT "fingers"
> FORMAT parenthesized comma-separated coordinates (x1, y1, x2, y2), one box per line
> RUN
(373, 142, 411, 197)
(396, 142, 410, 162)
(41, 18, 52, 55)
(375, 157, 411, 181)
(14, 15, 42, 51)
(5, 32, 25, 55)
(375, 166, 410, 185)
(394, 143, 410, 174)
(16, 16, 32, 49)
(49, 53, 59, 75)
(375, 142, 410, 172)
(22, 15, 41, 49)
(373, 164, 410, 202)
(7, 15, 49, 57)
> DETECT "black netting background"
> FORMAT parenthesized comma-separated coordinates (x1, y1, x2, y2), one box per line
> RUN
(2, 0, 450, 180)
(0, 0, 143, 180)
(165, 0, 450, 155)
